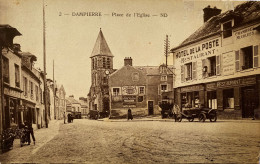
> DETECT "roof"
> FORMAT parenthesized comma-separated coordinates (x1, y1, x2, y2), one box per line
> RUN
(171, 1, 260, 51)
(90, 29, 113, 57)
(0, 24, 22, 47)
(66, 97, 80, 104)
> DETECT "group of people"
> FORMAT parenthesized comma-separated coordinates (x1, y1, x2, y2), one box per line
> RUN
(19, 121, 36, 146)
(63, 112, 74, 124)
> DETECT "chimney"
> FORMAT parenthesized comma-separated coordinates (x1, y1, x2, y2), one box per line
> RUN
(124, 57, 132, 66)
(69, 95, 74, 98)
(203, 6, 221, 22)
(13, 43, 21, 53)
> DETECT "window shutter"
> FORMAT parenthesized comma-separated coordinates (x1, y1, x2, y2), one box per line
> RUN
(216, 55, 221, 75)
(202, 59, 206, 78)
(192, 62, 197, 80)
(235, 50, 240, 71)
(181, 65, 184, 82)
(254, 45, 259, 68)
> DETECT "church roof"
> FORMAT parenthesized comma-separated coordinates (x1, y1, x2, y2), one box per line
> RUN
(90, 29, 113, 57)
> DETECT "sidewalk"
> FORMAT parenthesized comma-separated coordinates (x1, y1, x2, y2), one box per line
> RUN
(0, 120, 62, 162)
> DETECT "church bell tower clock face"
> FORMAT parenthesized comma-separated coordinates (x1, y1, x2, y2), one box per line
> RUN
(105, 70, 110, 75)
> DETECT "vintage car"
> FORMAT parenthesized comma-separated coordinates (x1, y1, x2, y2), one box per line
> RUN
(175, 107, 217, 122)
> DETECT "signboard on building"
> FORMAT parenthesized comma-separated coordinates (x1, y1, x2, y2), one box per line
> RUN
(122, 86, 138, 95)
(234, 26, 255, 40)
(122, 95, 136, 105)
(176, 38, 220, 64)
(222, 51, 235, 75)
(180, 84, 204, 92)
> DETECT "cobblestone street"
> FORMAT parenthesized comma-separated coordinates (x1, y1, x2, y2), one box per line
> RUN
(0, 118, 260, 163)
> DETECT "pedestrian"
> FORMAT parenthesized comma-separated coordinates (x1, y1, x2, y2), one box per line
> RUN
(63, 112, 66, 124)
(26, 121, 35, 145)
(127, 108, 133, 120)
(67, 113, 70, 123)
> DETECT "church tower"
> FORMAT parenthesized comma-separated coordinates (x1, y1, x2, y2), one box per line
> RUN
(89, 29, 113, 115)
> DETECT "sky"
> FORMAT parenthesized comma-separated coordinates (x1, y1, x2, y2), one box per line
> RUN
(0, 0, 244, 99)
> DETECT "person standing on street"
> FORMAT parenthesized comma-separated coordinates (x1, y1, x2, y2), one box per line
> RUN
(26, 121, 35, 145)
(63, 112, 66, 124)
(127, 108, 133, 120)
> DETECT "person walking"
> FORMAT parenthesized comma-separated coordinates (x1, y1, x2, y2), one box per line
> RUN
(26, 121, 35, 145)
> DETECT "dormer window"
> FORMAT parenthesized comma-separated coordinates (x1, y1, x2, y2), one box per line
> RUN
(223, 21, 232, 38)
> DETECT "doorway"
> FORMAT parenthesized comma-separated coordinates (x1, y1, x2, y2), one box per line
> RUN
(148, 101, 154, 115)
(242, 87, 256, 118)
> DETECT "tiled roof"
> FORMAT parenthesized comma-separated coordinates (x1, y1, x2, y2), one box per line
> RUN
(66, 97, 80, 104)
(90, 29, 113, 57)
(172, 1, 260, 51)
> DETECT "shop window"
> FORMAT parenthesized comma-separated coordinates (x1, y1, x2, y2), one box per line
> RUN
(207, 91, 217, 109)
(194, 91, 200, 108)
(223, 89, 234, 109)
(185, 63, 192, 81)
(161, 75, 167, 81)
(2, 56, 9, 84)
(139, 86, 145, 94)
(181, 93, 187, 108)
(223, 21, 232, 38)
(113, 88, 120, 96)
(15, 64, 20, 87)
(161, 84, 167, 92)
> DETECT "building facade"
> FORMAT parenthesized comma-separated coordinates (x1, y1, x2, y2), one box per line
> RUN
(66, 95, 81, 113)
(171, 1, 260, 119)
(2, 43, 23, 129)
(88, 29, 114, 114)
(55, 84, 66, 119)
(109, 57, 174, 117)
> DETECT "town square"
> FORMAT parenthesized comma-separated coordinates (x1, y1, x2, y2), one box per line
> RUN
(0, 0, 260, 163)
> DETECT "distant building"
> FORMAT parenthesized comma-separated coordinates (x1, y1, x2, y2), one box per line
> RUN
(55, 84, 66, 119)
(88, 29, 115, 114)
(79, 97, 88, 114)
(171, 1, 260, 119)
(66, 95, 81, 113)
(109, 57, 174, 118)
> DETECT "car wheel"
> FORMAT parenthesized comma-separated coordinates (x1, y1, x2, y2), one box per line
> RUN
(199, 113, 206, 122)
(188, 117, 194, 122)
(210, 112, 217, 122)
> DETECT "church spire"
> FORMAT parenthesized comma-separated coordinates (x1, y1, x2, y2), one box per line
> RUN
(91, 29, 113, 57)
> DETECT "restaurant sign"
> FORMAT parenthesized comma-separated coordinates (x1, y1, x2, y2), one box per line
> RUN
(181, 85, 204, 92)
(207, 76, 256, 89)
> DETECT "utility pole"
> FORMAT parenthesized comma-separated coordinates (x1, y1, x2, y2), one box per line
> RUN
(43, 0, 48, 128)
(0, 36, 3, 140)
(164, 35, 170, 68)
(53, 60, 56, 119)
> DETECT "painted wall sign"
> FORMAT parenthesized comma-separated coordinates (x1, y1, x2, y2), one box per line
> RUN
(122, 86, 138, 95)
(216, 76, 256, 88)
(235, 26, 255, 40)
(222, 51, 235, 75)
(176, 38, 220, 63)
(180, 85, 204, 92)
(122, 95, 136, 105)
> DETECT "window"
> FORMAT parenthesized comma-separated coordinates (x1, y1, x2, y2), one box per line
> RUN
(92, 58, 94, 69)
(161, 84, 167, 92)
(23, 77, 28, 96)
(208, 56, 216, 76)
(15, 64, 20, 87)
(223, 21, 232, 38)
(241, 46, 253, 70)
(161, 75, 167, 81)
(139, 86, 145, 94)
(30, 81, 34, 99)
(35, 85, 39, 101)
(185, 63, 192, 81)
(107, 58, 111, 69)
(113, 88, 120, 96)
(103, 57, 106, 68)
(138, 96, 143, 102)
(2, 56, 9, 84)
